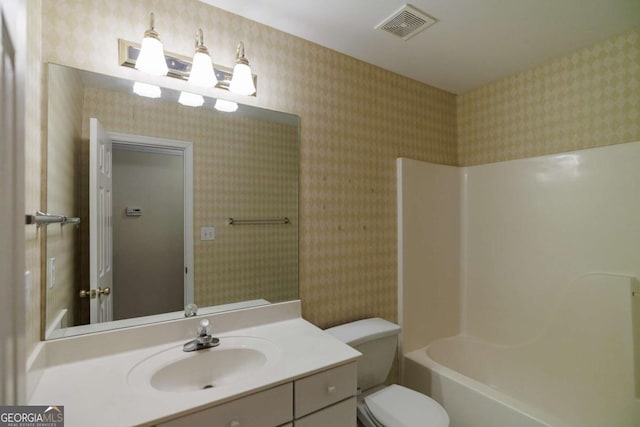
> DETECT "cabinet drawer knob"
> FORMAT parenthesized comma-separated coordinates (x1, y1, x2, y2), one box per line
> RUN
(229, 421, 240, 427)
(327, 385, 336, 395)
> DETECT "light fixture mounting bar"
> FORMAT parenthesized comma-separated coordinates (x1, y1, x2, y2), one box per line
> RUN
(118, 39, 257, 95)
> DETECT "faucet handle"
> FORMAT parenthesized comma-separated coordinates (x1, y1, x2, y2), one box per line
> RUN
(198, 319, 211, 336)
(184, 303, 198, 317)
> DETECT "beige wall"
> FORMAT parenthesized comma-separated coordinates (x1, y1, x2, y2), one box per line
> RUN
(26, 0, 638, 356)
(44, 65, 83, 332)
(457, 28, 640, 166)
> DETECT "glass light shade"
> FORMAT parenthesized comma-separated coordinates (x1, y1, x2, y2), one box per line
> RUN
(188, 51, 216, 87)
(178, 91, 204, 107)
(229, 63, 256, 96)
(135, 36, 168, 76)
(214, 99, 238, 112)
(133, 82, 161, 98)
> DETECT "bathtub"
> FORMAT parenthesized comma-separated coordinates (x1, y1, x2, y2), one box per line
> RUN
(402, 274, 640, 427)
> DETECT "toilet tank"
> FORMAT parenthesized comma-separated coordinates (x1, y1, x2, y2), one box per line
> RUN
(325, 318, 401, 392)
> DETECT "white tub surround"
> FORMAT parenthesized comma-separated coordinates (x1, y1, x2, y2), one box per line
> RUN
(398, 141, 640, 426)
(398, 140, 640, 347)
(405, 274, 640, 426)
(28, 301, 361, 426)
(396, 159, 461, 357)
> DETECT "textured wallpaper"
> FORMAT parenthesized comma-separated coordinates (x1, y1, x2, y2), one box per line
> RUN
(44, 65, 83, 332)
(458, 28, 640, 166)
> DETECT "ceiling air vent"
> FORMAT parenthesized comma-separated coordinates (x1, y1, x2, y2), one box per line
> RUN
(376, 4, 437, 41)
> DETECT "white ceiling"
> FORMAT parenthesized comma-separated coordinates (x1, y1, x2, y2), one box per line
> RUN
(200, 0, 640, 94)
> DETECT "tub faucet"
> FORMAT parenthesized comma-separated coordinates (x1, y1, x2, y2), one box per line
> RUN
(183, 319, 220, 352)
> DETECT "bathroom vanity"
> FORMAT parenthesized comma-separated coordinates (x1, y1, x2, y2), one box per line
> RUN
(158, 362, 357, 427)
(27, 301, 360, 426)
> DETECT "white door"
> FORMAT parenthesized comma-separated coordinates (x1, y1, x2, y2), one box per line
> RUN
(0, 0, 25, 405)
(89, 118, 113, 323)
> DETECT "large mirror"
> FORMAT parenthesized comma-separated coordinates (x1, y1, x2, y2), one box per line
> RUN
(44, 64, 299, 339)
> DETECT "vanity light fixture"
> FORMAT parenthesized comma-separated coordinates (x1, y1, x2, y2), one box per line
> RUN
(178, 29, 214, 106)
(188, 29, 217, 87)
(134, 13, 168, 76)
(133, 81, 161, 98)
(120, 19, 258, 98)
(229, 42, 256, 96)
(178, 91, 205, 107)
(214, 99, 238, 112)
(120, 38, 258, 95)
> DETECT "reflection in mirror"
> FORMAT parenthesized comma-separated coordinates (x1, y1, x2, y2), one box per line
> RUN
(45, 63, 299, 339)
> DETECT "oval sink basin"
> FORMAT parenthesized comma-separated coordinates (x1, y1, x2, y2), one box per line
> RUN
(127, 336, 280, 392)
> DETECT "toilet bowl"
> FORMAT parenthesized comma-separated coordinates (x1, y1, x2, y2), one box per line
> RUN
(325, 318, 449, 427)
(358, 384, 448, 427)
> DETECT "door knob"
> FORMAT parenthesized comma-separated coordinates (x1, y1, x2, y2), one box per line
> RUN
(79, 287, 111, 299)
(79, 289, 95, 299)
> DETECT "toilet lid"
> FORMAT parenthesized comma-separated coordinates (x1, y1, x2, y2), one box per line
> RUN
(364, 384, 449, 427)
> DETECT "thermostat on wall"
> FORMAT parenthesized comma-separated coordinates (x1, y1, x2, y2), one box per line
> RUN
(126, 207, 143, 217)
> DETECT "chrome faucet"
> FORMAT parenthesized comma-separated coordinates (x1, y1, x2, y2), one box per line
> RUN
(184, 303, 198, 317)
(183, 319, 220, 352)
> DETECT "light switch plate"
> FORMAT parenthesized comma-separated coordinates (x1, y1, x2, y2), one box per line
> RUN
(200, 227, 216, 241)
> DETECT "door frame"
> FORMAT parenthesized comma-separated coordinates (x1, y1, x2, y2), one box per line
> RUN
(109, 132, 194, 306)
(0, 0, 25, 405)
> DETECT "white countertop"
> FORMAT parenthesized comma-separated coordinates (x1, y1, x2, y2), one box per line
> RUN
(28, 302, 361, 426)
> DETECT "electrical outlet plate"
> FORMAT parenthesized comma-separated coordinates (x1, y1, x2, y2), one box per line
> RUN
(49, 257, 56, 289)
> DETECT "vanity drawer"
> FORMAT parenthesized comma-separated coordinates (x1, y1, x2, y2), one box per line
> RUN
(294, 362, 357, 418)
(294, 397, 356, 427)
(158, 383, 293, 427)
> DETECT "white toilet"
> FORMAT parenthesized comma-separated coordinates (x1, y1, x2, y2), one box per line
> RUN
(325, 318, 449, 427)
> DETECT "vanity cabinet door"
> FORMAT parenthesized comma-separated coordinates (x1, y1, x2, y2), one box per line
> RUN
(158, 383, 293, 427)
(293, 362, 357, 418)
(294, 397, 356, 427)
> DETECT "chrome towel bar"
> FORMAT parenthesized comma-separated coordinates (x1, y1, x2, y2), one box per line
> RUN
(228, 217, 290, 225)
(25, 211, 81, 226)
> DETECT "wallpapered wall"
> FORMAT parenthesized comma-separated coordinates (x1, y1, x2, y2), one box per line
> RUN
(31, 0, 456, 353)
(458, 28, 640, 165)
(25, 0, 638, 355)
(45, 64, 83, 331)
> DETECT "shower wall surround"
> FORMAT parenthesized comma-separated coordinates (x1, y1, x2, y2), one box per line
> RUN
(463, 142, 640, 343)
(25, 0, 639, 356)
